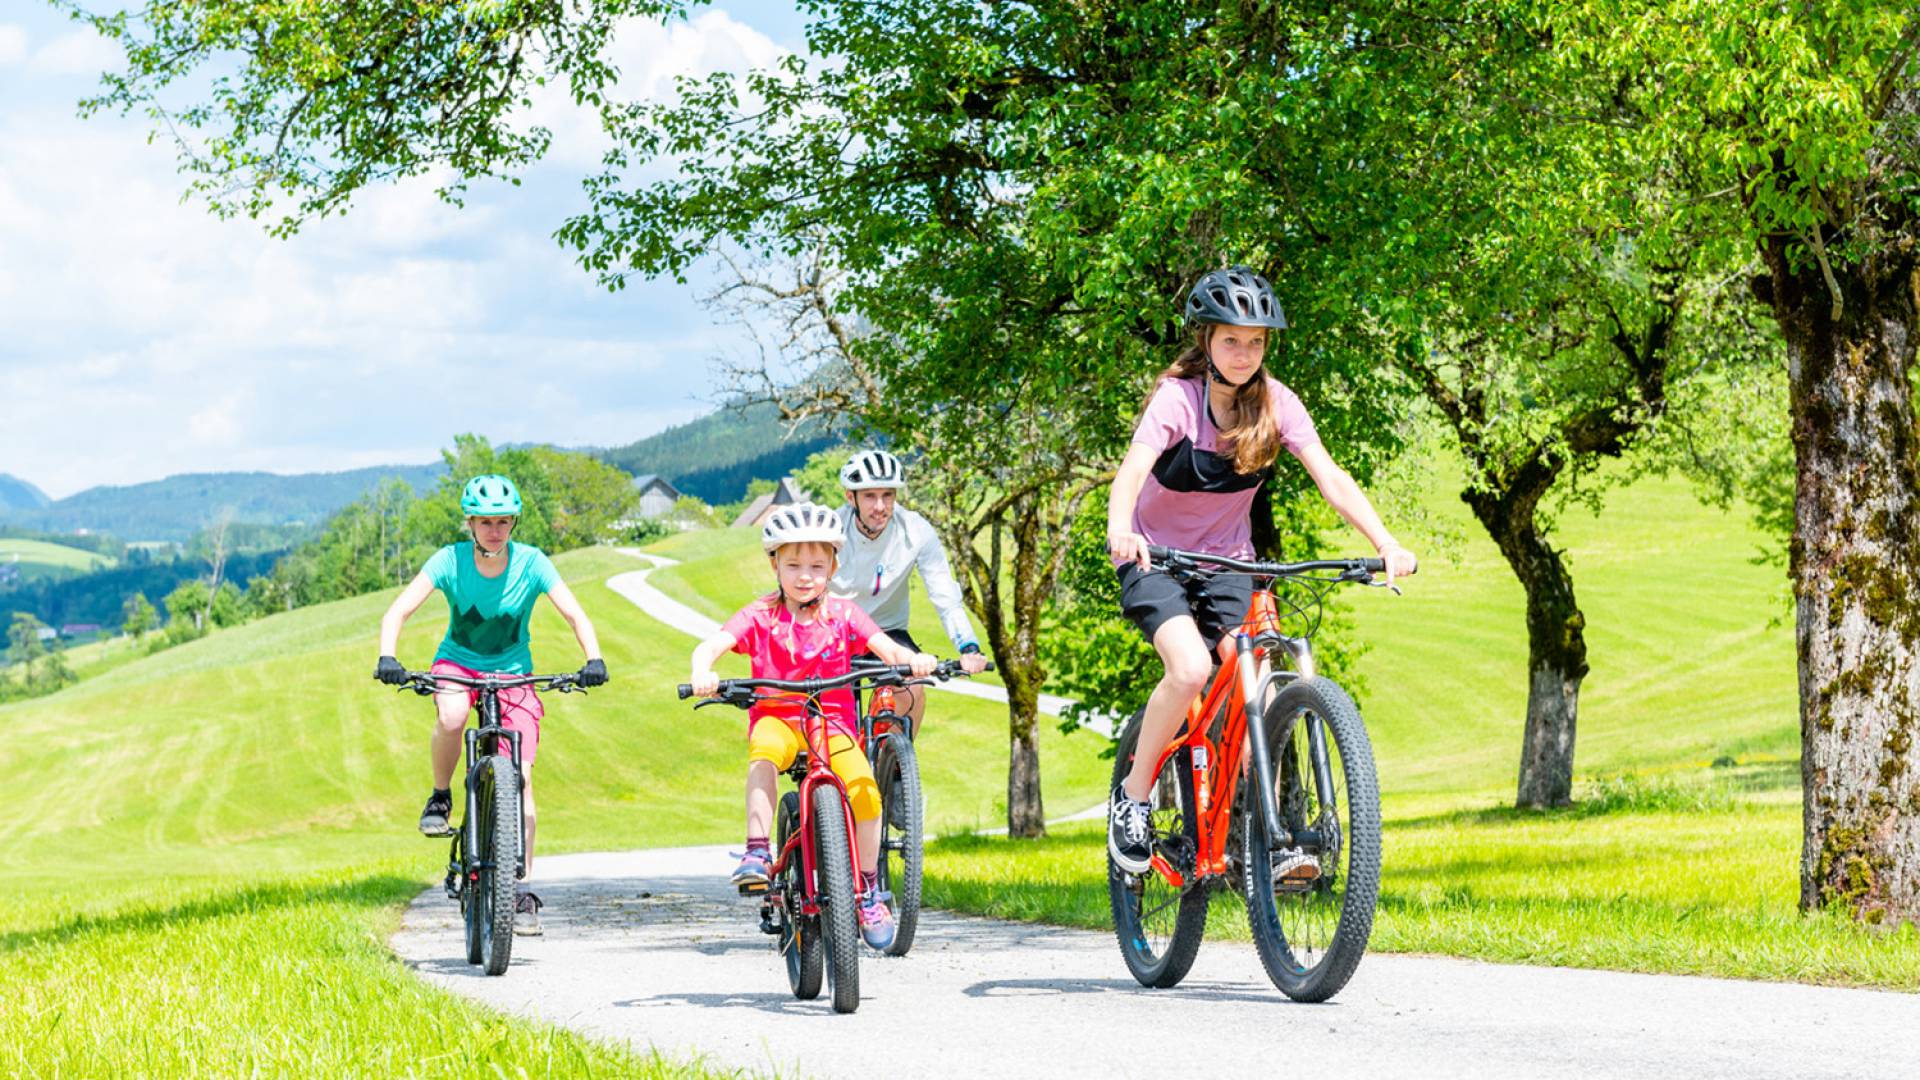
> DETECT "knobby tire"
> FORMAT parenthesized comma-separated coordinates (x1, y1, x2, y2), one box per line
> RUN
(812, 786, 862, 1013)
(1244, 678, 1380, 1002)
(874, 732, 924, 956)
(776, 792, 824, 1000)
(1108, 709, 1210, 988)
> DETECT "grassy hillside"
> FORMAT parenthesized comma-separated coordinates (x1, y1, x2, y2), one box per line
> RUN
(0, 537, 115, 582)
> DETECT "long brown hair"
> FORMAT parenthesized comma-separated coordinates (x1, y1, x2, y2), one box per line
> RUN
(1144, 324, 1281, 474)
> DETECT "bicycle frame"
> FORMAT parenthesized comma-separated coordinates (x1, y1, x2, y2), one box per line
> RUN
(462, 685, 527, 881)
(1141, 588, 1315, 889)
(766, 697, 865, 919)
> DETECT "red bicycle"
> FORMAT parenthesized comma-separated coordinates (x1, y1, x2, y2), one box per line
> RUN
(677, 664, 963, 1013)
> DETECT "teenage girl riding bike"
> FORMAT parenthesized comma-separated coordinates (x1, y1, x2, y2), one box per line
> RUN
(1105, 267, 1417, 875)
(375, 474, 609, 935)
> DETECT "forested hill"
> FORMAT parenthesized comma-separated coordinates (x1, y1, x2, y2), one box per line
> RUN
(0, 464, 443, 541)
(0, 474, 51, 512)
(599, 400, 836, 504)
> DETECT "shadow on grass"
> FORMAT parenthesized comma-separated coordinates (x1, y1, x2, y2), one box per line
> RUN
(2, 872, 422, 953)
(1387, 764, 1799, 831)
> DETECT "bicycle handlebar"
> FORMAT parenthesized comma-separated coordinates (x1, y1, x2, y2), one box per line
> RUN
(398, 669, 586, 696)
(676, 658, 987, 707)
(1146, 544, 1392, 580)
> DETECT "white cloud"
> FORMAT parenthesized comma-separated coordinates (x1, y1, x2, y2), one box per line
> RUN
(27, 29, 119, 77)
(0, 25, 27, 67)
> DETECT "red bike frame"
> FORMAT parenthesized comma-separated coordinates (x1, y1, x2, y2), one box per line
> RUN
(762, 693, 866, 917)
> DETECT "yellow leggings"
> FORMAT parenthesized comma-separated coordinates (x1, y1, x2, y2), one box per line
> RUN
(749, 720, 882, 822)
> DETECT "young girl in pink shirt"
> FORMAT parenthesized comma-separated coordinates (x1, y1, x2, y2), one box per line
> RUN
(688, 503, 935, 950)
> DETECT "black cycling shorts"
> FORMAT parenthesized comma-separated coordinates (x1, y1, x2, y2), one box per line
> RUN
(1116, 563, 1255, 651)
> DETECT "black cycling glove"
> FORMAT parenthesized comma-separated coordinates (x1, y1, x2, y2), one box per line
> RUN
(578, 658, 608, 687)
(375, 655, 408, 685)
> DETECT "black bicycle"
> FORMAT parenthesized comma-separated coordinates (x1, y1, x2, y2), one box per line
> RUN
(395, 668, 584, 976)
(849, 656, 989, 956)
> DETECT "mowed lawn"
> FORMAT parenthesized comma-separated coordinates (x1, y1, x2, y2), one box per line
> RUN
(660, 480, 1918, 988)
(7, 540, 1114, 1077)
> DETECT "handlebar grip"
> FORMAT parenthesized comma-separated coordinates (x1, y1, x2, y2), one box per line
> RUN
(1364, 558, 1386, 573)
(983, 661, 996, 672)
(1146, 544, 1172, 562)
(676, 684, 693, 699)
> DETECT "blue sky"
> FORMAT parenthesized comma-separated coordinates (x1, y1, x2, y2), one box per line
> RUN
(1, 2, 809, 499)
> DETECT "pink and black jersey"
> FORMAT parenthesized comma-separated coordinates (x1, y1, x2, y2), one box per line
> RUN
(720, 595, 884, 739)
(1118, 375, 1320, 565)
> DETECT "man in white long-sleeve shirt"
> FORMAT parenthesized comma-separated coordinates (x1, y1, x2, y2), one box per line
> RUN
(830, 450, 990, 735)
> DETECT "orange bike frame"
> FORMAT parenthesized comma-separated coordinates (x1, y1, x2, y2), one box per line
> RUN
(1142, 589, 1288, 889)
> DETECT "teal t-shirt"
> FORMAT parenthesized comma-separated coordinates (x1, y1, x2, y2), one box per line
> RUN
(424, 541, 562, 674)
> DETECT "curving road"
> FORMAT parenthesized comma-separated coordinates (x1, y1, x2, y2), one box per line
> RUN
(389, 550, 1920, 1078)
(392, 847, 1920, 1080)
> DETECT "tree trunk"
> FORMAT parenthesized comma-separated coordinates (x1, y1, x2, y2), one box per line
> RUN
(1465, 490, 1590, 808)
(1004, 495, 1049, 837)
(1005, 667, 1046, 838)
(1761, 242, 1920, 922)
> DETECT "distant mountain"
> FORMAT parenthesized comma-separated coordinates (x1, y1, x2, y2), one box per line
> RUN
(0, 474, 51, 512)
(600, 400, 838, 505)
(0, 464, 444, 542)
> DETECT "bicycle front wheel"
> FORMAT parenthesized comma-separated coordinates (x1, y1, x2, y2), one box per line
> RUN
(476, 754, 522, 977)
(811, 786, 862, 1014)
(873, 731, 924, 956)
(1108, 710, 1209, 989)
(1243, 678, 1380, 1002)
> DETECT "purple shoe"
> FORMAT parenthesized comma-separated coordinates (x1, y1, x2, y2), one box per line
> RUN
(859, 890, 896, 950)
(730, 849, 772, 892)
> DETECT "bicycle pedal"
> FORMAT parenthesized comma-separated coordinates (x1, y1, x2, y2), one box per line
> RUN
(737, 881, 770, 896)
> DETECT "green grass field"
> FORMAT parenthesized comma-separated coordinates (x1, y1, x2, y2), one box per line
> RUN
(0, 537, 115, 583)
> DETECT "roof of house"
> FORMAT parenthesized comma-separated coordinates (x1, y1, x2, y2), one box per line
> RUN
(728, 477, 814, 529)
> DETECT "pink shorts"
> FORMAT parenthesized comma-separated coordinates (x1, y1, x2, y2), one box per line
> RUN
(431, 660, 544, 767)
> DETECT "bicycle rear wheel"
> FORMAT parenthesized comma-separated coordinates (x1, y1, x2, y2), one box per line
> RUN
(775, 791, 824, 1000)
(811, 786, 862, 1013)
(873, 731, 923, 956)
(1243, 678, 1380, 1002)
(1108, 710, 1210, 989)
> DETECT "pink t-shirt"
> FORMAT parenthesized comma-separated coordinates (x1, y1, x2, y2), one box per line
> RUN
(1118, 375, 1320, 565)
(721, 595, 884, 739)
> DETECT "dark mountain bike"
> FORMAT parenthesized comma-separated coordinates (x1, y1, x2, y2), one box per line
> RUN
(1108, 545, 1401, 1003)
(850, 657, 990, 956)
(395, 668, 584, 976)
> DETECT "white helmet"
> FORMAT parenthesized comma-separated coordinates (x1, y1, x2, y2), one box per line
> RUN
(761, 502, 846, 554)
(840, 449, 904, 491)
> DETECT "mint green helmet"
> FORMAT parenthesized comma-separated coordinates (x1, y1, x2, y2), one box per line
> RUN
(460, 474, 522, 516)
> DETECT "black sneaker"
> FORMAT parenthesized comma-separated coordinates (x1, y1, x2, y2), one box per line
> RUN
(1107, 786, 1153, 874)
(514, 889, 544, 936)
(418, 791, 454, 837)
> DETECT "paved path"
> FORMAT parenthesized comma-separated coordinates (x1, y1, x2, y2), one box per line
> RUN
(393, 848, 1920, 1080)
(606, 549, 1092, 729)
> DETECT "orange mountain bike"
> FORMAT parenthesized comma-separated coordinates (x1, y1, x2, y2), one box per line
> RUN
(1109, 544, 1395, 1003)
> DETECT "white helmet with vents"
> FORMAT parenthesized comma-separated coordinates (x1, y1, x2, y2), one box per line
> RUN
(839, 449, 905, 492)
(761, 502, 846, 554)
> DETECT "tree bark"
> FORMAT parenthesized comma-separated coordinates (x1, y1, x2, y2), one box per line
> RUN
(1760, 236, 1920, 922)
(1464, 486, 1590, 809)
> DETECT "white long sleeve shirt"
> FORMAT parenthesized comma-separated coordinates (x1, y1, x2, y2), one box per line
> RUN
(830, 504, 979, 652)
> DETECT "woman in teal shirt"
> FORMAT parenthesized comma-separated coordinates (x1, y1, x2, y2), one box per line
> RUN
(376, 474, 608, 935)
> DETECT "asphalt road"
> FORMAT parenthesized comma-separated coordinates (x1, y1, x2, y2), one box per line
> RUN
(391, 847, 1920, 1080)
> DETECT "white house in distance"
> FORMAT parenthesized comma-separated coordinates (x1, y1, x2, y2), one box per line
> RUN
(630, 474, 682, 519)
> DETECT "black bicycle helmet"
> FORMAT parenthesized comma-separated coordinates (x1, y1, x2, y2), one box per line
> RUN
(1184, 266, 1288, 329)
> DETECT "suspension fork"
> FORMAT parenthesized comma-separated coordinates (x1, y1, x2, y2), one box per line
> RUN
(1237, 633, 1291, 846)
